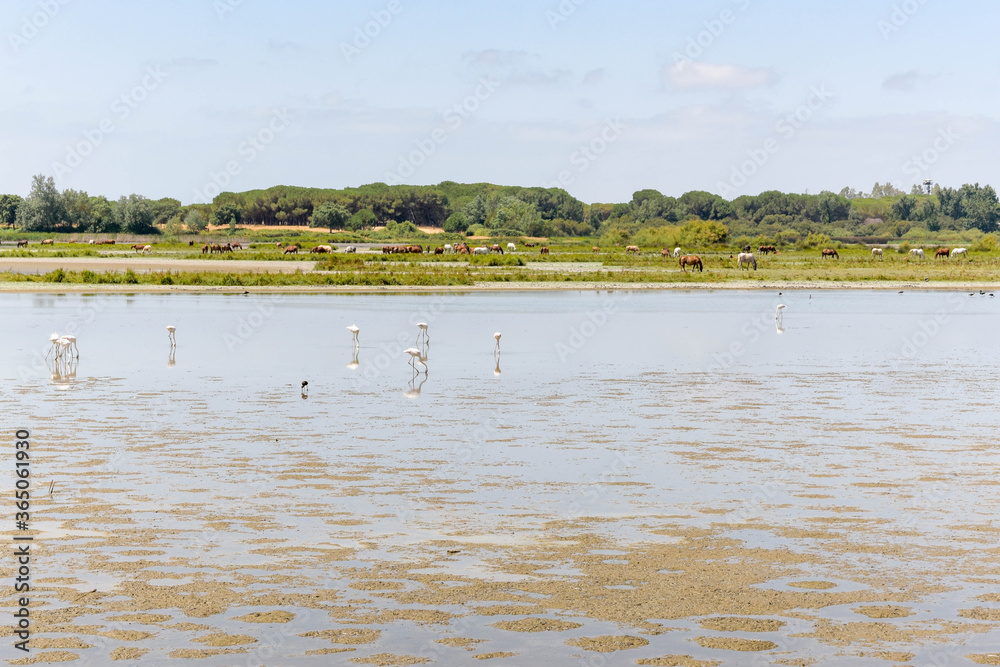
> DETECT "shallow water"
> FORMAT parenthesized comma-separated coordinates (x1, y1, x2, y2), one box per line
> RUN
(4, 289, 1000, 665)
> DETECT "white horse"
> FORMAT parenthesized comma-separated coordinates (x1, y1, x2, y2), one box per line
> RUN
(737, 252, 757, 271)
(871, 248, 883, 259)
(472, 247, 489, 255)
(444, 244, 454, 253)
(909, 248, 926, 259)
(506, 243, 516, 253)
(951, 247, 967, 258)
(672, 247, 682, 258)
(343, 246, 357, 253)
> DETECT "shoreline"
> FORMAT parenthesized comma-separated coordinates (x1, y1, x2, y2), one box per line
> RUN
(1, 280, 999, 294)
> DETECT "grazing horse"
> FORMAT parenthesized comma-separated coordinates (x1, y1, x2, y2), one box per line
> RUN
(142, 245, 152, 254)
(661, 248, 671, 258)
(821, 248, 839, 259)
(230, 243, 242, 250)
(679, 255, 703, 272)
(737, 252, 757, 271)
(909, 248, 926, 259)
(951, 247, 968, 258)
(625, 245, 640, 255)
(935, 247, 950, 259)
(131, 244, 145, 252)
(211, 244, 222, 253)
(472, 246, 489, 255)
(759, 245, 776, 255)
(434, 246, 444, 255)
(507, 243, 516, 253)
(455, 243, 471, 255)
(742, 244, 751, 253)
(489, 244, 504, 254)
(444, 244, 454, 253)
(592, 246, 600, 254)
(201, 244, 209, 254)
(672, 247, 682, 258)
(871, 248, 883, 259)
(284, 245, 299, 254)
(344, 246, 357, 253)
(309, 245, 332, 253)
(524, 242, 536, 248)
(540, 246, 550, 255)
(16, 240, 28, 248)
(41, 239, 54, 245)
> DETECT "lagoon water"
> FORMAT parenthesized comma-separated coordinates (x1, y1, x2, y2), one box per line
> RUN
(4, 290, 1000, 665)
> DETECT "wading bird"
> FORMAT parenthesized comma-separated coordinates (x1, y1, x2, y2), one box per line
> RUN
(347, 324, 360, 348)
(404, 347, 427, 374)
(166, 325, 176, 346)
(45, 333, 60, 360)
(416, 322, 429, 345)
(494, 332, 502, 354)
(63, 334, 78, 359)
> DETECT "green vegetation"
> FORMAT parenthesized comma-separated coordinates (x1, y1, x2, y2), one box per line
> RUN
(4, 175, 1000, 259)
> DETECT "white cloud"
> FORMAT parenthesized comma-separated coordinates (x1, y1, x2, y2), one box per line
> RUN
(664, 62, 777, 90)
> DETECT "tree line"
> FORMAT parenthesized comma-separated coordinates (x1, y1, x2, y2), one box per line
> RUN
(2, 175, 998, 241)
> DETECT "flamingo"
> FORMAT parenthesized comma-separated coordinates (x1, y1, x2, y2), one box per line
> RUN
(167, 325, 176, 345)
(347, 324, 360, 348)
(301, 380, 309, 398)
(494, 332, 501, 354)
(45, 333, 60, 360)
(63, 334, 78, 359)
(775, 304, 786, 319)
(404, 348, 427, 373)
(416, 322, 429, 345)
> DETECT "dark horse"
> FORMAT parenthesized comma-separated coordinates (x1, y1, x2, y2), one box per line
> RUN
(679, 255, 703, 272)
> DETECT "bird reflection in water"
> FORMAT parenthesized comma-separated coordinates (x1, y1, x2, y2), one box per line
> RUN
(774, 304, 786, 335)
(47, 356, 78, 388)
(405, 371, 427, 399)
(168, 346, 176, 367)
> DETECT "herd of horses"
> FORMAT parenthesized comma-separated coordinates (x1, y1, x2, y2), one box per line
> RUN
(201, 243, 243, 254)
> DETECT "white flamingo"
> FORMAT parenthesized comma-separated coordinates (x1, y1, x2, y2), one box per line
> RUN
(166, 325, 176, 346)
(416, 322, 429, 345)
(347, 324, 360, 348)
(404, 347, 427, 374)
(45, 333, 60, 360)
(62, 334, 78, 359)
(494, 332, 501, 354)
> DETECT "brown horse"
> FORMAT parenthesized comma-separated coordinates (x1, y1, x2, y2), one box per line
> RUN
(41, 239, 54, 245)
(592, 246, 600, 254)
(935, 247, 950, 259)
(489, 244, 504, 254)
(821, 248, 839, 259)
(679, 255, 703, 272)
(201, 244, 210, 254)
(284, 245, 299, 254)
(661, 248, 671, 258)
(540, 246, 550, 255)
(131, 244, 145, 252)
(434, 247, 444, 255)
(17, 240, 28, 247)
(625, 245, 640, 255)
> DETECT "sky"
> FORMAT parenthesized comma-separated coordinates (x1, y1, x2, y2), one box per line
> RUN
(1, 0, 998, 205)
